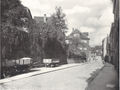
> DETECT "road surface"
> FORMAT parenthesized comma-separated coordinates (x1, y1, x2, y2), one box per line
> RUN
(0, 60, 103, 90)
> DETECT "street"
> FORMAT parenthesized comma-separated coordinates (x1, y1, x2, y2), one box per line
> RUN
(0, 59, 103, 90)
(1, 0, 119, 90)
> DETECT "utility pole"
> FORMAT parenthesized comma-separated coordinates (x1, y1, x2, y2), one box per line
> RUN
(0, 28, 1, 79)
(0, 23, 1, 79)
(0, 1, 1, 79)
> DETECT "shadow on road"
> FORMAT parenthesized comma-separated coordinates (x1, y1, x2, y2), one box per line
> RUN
(85, 63, 119, 90)
(85, 68, 103, 90)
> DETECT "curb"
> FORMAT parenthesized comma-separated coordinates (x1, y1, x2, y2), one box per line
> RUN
(86, 63, 118, 90)
(31, 63, 83, 77)
(0, 63, 86, 84)
(87, 64, 105, 85)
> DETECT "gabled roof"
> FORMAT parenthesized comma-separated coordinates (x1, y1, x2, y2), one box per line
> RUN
(68, 29, 90, 40)
(34, 16, 51, 24)
(80, 33, 90, 40)
(34, 16, 44, 23)
(69, 29, 80, 36)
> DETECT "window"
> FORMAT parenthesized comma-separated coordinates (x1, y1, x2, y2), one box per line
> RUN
(81, 40, 87, 43)
(73, 34, 79, 37)
(79, 47, 82, 50)
(84, 48, 87, 50)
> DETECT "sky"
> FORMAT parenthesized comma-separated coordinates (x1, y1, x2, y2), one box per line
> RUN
(20, 0, 114, 46)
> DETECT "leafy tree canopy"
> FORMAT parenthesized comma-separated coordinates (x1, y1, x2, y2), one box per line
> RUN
(1, 0, 33, 60)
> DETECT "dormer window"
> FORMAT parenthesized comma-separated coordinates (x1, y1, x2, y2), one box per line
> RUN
(81, 40, 87, 43)
(73, 33, 79, 37)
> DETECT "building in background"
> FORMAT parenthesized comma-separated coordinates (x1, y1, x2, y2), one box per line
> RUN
(66, 28, 90, 61)
(34, 14, 51, 24)
(102, 36, 110, 62)
(102, 37, 108, 60)
(90, 45, 102, 61)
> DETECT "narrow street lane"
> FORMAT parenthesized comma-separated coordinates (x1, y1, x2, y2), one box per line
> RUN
(0, 60, 103, 90)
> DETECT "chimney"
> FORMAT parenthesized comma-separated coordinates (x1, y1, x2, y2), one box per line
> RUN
(44, 14, 47, 23)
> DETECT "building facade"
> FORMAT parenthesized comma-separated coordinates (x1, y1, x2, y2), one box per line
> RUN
(67, 29, 90, 61)
(34, 14, 51, 24)
(102, 37, 109, 60)
(90, 45, 102, 61)
(109, 0, 119, 71)
(102, 0, 119, 72)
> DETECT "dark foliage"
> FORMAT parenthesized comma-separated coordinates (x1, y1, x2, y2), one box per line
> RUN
(1, 0, 32, 60)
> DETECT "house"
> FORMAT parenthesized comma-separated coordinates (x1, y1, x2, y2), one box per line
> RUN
(102, 35, 111, 62)
(67, 28, 90, 61)
(90, 46, 102, 61)
(102, 37, 108, 59)
(34, 14, 51, 24)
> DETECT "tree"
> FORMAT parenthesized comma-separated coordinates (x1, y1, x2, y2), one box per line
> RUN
(51, 7, 67, 33)
(50, 7, 68, 49)
(1, 0, 33, 60)
(41, 7, 68, 64)
(28, 20, 44, 62)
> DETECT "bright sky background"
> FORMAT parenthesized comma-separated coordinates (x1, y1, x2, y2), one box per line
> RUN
(20, 0, 114, 46)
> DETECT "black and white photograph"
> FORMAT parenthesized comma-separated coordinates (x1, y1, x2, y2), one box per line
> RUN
(0, 0, 119, 90)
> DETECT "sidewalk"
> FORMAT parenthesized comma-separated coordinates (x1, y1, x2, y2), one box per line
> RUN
(86, 63, 118, 90)
(0, 63, 85, 84)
